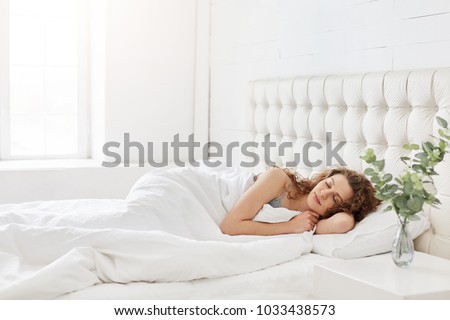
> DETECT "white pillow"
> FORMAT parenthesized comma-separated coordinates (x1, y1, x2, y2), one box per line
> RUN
(312, 203, 430, 259)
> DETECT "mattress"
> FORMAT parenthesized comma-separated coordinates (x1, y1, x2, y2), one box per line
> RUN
(57, 253, 333, 300)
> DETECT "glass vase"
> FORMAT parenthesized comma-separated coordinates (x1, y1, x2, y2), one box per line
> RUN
(391, 220, 414, 267)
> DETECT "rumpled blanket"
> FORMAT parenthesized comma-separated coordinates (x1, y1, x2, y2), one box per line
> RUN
(0, 166, 312, 299)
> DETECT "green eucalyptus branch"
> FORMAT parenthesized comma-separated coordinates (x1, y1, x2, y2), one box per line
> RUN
(361, 116, 450, 224)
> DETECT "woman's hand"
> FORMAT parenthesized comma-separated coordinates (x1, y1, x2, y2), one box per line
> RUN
(288, 210, 320, 233)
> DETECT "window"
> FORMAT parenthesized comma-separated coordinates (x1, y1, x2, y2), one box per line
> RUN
(0, 0, 88, 160)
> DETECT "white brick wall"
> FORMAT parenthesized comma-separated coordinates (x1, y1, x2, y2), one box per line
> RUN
(210, 0, 450, 145)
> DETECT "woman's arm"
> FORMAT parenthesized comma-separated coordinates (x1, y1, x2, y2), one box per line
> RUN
(220, 167, 319, 236)
(314, 212, 355, 234)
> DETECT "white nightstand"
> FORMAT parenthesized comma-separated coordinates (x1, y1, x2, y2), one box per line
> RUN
(314, 252, 450, 299)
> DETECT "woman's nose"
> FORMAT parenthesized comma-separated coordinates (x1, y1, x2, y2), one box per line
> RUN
(321, 189, 332, 199)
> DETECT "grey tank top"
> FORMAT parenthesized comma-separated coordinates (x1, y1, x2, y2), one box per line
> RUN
(253, 173, 285, 208)
(268, 191, 286, 208)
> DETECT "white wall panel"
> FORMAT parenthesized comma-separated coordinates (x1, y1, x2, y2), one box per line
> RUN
(281, 33, 324, 58)
(394, 0, 450, 19)
(211, 0, 279, 50)
(210, 0, 450, 140)
(393, 40, 450, 70)
(392, 12, 450, 45)
(321, 0, 393, 31)
(316, 47, 392, 74)
(211, 41, 279, 66)
(280, 0, 321, 39)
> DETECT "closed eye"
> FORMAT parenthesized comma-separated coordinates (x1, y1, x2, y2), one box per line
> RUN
(325, 181, 337, 203)
(328, 178, 341, 204)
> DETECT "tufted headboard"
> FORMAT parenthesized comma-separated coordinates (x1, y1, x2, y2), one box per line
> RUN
(248, 68, 450, 260)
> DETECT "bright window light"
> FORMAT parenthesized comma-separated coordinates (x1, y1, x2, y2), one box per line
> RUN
(1, 0, 87, 159)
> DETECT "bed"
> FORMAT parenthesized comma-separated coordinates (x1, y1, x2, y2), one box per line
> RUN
(1, 68, 449, 299)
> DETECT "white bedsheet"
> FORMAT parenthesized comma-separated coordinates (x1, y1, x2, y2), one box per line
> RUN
(0, 166, 313, 299)
(57, 253, 333, 300)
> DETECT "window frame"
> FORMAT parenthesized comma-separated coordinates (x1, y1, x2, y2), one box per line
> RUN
(0, 0, 89, 160)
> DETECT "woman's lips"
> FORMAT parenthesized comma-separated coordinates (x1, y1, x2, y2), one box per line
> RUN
(315, 192, 321, 205)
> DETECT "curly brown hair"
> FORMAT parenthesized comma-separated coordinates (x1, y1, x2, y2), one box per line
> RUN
(280, 166, 381, 222)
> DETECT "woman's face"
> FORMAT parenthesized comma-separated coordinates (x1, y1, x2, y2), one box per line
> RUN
(306, 174, 353, 216)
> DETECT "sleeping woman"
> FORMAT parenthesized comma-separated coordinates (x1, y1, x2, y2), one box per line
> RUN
(220, 166, 381, 236)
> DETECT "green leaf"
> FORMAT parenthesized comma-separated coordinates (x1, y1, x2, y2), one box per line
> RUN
(373, 160, 385, 172)
(436, 116, 448, 129)
(407, 215, 421, 221)
(420, 157, 430, 167)
(387, 184, 399, 193)
(364, 168, 376, 176)
(439, 139, 446, 151)
(403, 143, 419, 150)
(382, 173, 393, 183)
(414, 180, 424, 190)
(404, 181, 414, 193)
(361, 148, 376, 163)
(393, 196, 408, 210)
(423, 141, 434, 154)
(415, 152, 427, 160)
(406, 197, 424, 213)
(422, 141, 434, 154)
(399, 209, 412, 217)
(410, 173, 420, 183)
(376, 192, 389, 201)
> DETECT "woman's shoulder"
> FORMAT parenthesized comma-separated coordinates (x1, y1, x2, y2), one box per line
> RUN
(267, 166, 287, 176)
(257, 167, 292, 189)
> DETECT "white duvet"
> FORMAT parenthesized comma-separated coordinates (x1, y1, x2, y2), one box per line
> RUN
(0, 166, 312, 299)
